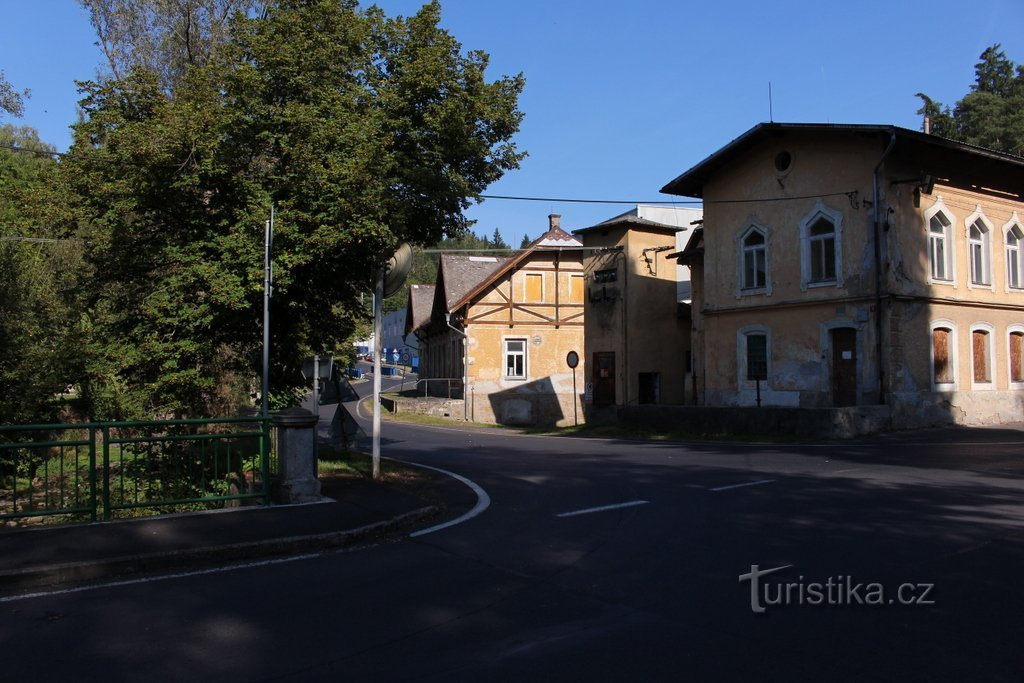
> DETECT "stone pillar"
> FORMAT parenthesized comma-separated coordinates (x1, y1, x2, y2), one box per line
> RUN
(272, 407, 321, 504)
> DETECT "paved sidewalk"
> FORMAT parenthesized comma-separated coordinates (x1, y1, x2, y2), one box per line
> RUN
(0, 472, 463, 594)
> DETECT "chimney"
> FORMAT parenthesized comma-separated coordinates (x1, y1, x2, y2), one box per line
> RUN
(548, 214, 561, 231)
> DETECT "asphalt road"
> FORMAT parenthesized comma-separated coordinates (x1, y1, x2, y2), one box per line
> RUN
(2, 381, 1023, 681)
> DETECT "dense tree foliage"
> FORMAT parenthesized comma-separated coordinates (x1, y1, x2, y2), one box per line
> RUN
(0, 71, 28, 117)
(79, 0, 265, 90)
(0, 126, 87, 425)
(56, 0, 523, 418)
(917, 44, 1024, 156)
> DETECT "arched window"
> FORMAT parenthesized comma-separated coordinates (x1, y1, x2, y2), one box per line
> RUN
(970, 324, 994, 388)
(1006, 223, 1024, 290)
(926, 200, 955, 284)
(930, 321, 957, 390)
(799, 201, 843, 288)
(741, 228, 767, 291)
(966, 210, 991, 290)
(1009, 327, 1024, 386)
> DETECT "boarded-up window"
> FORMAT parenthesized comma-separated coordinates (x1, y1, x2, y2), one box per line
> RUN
(1011, 332, 1023, 383)
(525, 273, 543, 302)
(569, 274, 584, 303)
(933, 328, 952, 384)
(972, 329, 991, 383)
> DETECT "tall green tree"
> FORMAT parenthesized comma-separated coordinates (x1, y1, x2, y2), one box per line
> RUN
(490, 227, 509, 250)
(0, 126, 87, 425)
(65, 0, 524, 417)
(0, 70, 28, 117)
(917, 44, 1024, 156)
(79, 0, 265, 91)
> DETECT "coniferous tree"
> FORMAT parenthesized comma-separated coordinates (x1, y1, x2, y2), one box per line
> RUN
(917, 44, 1024, 156)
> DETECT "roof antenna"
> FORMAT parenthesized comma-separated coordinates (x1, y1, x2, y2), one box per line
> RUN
(768, 82, 774, 123)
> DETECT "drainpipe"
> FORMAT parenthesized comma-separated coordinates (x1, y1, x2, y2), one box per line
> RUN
(872, 131, 897, 404)
(445, 311, 469, 421)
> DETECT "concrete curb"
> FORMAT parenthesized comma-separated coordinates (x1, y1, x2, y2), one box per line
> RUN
(0, 505, 439, 593)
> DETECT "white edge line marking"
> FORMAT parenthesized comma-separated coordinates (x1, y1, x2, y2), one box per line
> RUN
(710, 479, 776, 492)
(0, 553, 321, 604)
(556, 500, 650, 518)
(386, 458, 491, 538)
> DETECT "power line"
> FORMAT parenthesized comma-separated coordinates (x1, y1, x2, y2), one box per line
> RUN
(1, 144, 857, 208)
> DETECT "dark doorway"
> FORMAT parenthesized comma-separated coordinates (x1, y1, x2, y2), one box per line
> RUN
(593, 352, 616, 407)
(638, 372, 660, 404)
(831, 328, 857, 407)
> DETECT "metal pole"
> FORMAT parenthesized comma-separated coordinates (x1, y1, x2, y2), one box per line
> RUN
(372, 271, 384, 480)
(572, 367, 578, 426)
(261, 206, 274, 419)
(312, 354, 320, 420)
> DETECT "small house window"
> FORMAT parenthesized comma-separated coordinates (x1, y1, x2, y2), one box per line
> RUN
(504, 339, 527, 379)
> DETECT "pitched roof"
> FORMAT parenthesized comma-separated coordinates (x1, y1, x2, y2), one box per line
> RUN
(405, 283, 435, 334)
(660, 122, 1024, 199)
(438, 254, 510, 311)
(573, 205, 699, 236)
(529, 225, 583, 247)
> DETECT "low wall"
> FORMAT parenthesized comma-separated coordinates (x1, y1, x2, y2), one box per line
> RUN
(382, 395, 465, 420)
(617, 405, 892, 440)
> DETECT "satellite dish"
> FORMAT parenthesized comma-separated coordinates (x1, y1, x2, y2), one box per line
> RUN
(383, 242, 413, 298)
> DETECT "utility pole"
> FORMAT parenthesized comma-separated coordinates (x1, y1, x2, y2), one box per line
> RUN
(261, 205, 274, 418)
(372, 270, 384, 480)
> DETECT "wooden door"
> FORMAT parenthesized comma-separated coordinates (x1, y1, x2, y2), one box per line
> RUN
(593, 352, 616, 407)
(831, 328, 857, 407)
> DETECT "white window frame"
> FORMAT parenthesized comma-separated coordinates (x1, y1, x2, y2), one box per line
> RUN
(965, 207, 994, 290)
(799, 201, 843, 290)
(925, 198, 956, 286)
(1003, 214, 1024, 292)
(503, 337, 528, 380)
(1008, 325, 1024, 389)
(736, 324, 771, 389)
(929, 319, 959, 392)
(969, 322, 995, 390)
(735, 222, 772, 297)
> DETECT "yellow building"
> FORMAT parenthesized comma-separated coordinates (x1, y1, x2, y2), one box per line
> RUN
(663, 123, 1024, 428)
(573, 206, 701, 417)
(415, 216, 587, 426)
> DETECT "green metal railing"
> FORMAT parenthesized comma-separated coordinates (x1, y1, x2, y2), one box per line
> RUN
(0, 417, 271, 524)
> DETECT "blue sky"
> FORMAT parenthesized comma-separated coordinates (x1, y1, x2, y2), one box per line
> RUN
(3, 0, 1024, 247)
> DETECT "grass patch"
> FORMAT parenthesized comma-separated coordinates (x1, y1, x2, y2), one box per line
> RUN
(317, 446, 447, 507)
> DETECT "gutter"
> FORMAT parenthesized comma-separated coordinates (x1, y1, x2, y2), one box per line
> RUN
(445, 311, 469, 421)
(872, 131, 897, 404)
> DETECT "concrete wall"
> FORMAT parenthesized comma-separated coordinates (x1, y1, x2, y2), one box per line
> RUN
(619, 404, 892, 440)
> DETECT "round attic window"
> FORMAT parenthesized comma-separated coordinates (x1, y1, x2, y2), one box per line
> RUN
(774, 150, 792, 174)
